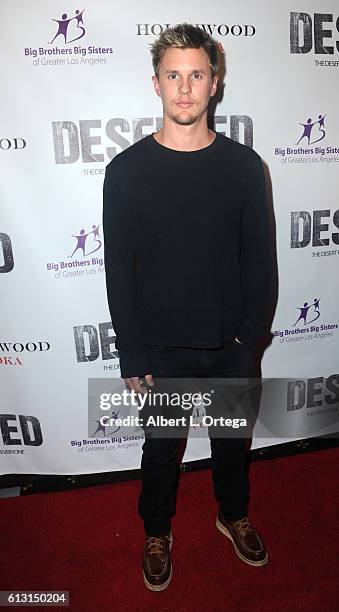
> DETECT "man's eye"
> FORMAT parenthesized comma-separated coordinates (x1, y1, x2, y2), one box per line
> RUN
(168, 74, 178, 79)
(192, 73, 202, 79)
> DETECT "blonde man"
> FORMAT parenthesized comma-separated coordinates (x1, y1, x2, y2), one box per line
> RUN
(103, 23, 271, 591)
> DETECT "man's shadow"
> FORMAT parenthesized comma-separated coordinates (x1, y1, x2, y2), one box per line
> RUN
(173, 45, 278, 507)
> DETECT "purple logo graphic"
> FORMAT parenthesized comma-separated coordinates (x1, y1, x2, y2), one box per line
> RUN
(70, 224, 102, 258)
(296, 115, 326, 146)
(49, 9, 85, 45)
(274, 113, 339, 162)
(91, 409, 121, 437)
(46, 223, 103, 279)
(293, 298, 321, 327)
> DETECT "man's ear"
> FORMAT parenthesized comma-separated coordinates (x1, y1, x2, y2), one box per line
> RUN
(210, 75, 219, 98)
(152, 74, 161, 98)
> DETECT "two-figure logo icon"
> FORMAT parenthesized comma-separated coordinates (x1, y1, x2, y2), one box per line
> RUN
(50, 9, 85, 44)
(91, 410, 121, 437)
(296, 115, 326, 146)
(294, 298, 321, 326)
(70, 224, 102, 258)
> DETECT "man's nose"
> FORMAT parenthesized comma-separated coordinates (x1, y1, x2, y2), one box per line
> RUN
(179, 76, 191, 94)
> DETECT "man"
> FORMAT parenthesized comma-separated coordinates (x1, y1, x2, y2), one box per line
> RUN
(103, 23, 271, 591)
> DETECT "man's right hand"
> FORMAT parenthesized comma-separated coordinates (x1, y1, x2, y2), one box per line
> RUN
(124, 374, 154, 393)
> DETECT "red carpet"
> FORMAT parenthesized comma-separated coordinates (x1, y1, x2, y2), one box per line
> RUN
(1, 448, 338, 611)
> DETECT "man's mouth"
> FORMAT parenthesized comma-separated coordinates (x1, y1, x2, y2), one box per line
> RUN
(176, 101, 194, 108)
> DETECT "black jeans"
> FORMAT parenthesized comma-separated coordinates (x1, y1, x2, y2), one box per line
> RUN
(138, 341, 256, 536)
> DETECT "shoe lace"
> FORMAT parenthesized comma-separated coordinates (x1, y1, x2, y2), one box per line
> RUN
(233, 517, 254, 536)
(147, 536, 167, 556)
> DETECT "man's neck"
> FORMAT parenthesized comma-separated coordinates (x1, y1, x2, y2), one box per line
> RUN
(153, 120, 216, 152)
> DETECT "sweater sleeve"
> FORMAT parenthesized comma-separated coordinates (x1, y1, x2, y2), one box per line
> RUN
(102, 163, 150, 378)
(237, 156, 272, 346)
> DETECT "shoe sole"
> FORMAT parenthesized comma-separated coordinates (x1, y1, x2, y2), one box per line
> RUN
(143, 533, 174, 591)
(216, 517, 268, 567)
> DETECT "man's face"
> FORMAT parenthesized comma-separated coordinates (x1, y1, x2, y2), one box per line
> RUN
(152, 47, 218, 126)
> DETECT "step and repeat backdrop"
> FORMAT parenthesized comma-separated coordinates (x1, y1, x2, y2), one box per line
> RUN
(1, 0, 339, 474)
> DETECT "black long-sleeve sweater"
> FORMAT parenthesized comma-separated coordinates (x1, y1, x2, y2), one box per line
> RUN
(103, 132, 271, 378)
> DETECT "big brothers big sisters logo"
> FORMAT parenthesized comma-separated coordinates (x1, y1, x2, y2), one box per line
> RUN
(273, 297, 338, 344)
(274, 113, 339, 165)
(46, 223, 103, 280)
(24, 9, 113, 68)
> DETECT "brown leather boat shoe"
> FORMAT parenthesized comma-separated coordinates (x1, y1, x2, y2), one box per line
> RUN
(216, 512, 268, 566)
(142, 531, 173, 591)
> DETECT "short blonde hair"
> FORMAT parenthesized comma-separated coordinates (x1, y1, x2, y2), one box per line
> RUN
(151, 23, 219, 78)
